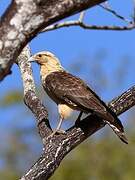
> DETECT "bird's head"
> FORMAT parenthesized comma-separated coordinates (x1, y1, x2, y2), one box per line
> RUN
(29, 51, 62, 69)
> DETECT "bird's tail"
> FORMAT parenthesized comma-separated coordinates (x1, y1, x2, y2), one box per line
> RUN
(105, 120, 128, 144)
(104, 111, 128, 144)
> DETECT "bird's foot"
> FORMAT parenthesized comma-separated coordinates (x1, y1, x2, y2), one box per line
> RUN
(49, 129, 66, 138)
(54, 129, 66, 135)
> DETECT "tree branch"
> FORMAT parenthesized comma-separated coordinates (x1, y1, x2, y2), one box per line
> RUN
(41, 20, 135, 33)
(21, 84, 135, 180)
(17, 45, 52, 140)
(99, 3, 132, 24)
(17, 46, 135, 179)
(0, 0, 106, 81)
(41, 3, 135, 33)
(1, 1, 133, 179)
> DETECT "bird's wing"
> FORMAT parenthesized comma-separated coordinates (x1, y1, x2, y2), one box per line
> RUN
(44, 71, 106, 114)
(44, 71, 128, 144)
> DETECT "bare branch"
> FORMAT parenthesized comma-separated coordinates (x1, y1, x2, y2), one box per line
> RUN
(109, 86, 135, 116)
(15, 45, 135, 179)
(17, 45, 52, 140)
(17, 46, 34, 94)
(79, 11, 85, 22)
(99, 4, 132, 24)
(0, 0, 106, 81)
(16, 45, 135, 180)
(41, 2, 135, 33)
(1, 1, 134, 179)
(42, 20, 135, 33)
(21, 80, 135, 179)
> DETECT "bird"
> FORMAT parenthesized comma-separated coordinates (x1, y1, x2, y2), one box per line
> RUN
(29, 51, 128, 144)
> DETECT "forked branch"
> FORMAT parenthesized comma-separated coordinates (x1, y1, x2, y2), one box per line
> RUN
(0, 0, 106, 81)
(18, 46, 135, 180)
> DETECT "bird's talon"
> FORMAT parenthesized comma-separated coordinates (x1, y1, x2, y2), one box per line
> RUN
(56, 129, 66, 134)
(48, 129, 66, 138)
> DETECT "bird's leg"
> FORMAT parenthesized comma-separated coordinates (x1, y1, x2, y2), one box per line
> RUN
(75, 111, 83, 125)
(55, 116, 64, 132)
(50, 116, 65, 137)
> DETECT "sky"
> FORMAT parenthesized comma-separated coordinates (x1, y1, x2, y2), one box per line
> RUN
(0, 0, 135, 94)
(0, 0, 135, 147)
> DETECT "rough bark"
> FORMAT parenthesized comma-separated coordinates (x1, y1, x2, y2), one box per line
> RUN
(1, 1, 135, 179)
(0, 0, 106, 81)
(17, 46, 135, 180)
(20, 84, 135, 180)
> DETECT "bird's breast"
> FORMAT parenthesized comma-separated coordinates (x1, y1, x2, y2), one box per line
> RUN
(58, 104, 73, 119)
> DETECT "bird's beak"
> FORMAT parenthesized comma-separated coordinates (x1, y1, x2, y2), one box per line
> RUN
(28, 56, 35, 62)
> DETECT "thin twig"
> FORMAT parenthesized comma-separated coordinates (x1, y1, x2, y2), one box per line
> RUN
(41, 3, 135, 34)
(79, 11, 85, 22)
(99, 4, 132, 24)
(41, 20, 135, 33)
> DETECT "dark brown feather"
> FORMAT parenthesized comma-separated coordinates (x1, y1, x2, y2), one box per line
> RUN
(43, 71, 127, 144)
(44, 71, 106, 112)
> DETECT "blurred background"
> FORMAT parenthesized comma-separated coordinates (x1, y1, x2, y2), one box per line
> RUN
(0, 0, 135, 179)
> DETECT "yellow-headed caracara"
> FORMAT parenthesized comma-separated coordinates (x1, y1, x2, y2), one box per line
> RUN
(29, 51, 128, 144)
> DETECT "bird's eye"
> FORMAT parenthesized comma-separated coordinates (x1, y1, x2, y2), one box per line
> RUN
(38, 54, 42, 57)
